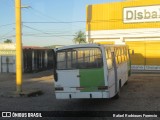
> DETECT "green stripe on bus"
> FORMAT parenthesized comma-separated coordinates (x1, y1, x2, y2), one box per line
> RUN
(80, 68, 105, 92)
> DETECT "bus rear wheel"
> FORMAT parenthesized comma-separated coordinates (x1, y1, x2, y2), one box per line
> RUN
(113, 92, 119, 99)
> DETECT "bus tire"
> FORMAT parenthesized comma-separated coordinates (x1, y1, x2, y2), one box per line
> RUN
(113, 92, 120, 99)
(124, 81, 128, 85)
(118, 80, 121, 94)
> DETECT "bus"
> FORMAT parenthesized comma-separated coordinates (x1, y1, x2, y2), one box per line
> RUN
(53, 44, 131, 99)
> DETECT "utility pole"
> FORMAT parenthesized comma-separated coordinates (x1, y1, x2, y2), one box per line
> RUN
(15, 0, 22, 93)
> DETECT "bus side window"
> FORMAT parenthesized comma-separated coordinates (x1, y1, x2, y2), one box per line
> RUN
(117, 48, 122, 64)
(123, 48, 126, 61)
(106, 49, 113, 70)
(126, 49, 129, 60)
(121, 48, 124, 62)
(114, 48, 118, 64)
(124, 47, 127, 61)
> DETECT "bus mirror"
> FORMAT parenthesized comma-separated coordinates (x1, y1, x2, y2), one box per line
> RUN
(52, 49, 58, 82)
(54, 71, 58, 82)
(52, 49, 57, 69)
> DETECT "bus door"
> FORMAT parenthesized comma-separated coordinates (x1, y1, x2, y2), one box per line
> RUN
(106, 48, 118, 95)
(78, 48, 105, 92)
(55, 50, 80, 92)
(111, 51, 118, 94)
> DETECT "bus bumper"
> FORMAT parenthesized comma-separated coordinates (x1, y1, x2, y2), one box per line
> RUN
(55, 92, 110, 99)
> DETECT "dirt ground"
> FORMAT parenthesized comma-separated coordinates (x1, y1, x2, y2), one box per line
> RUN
(0, 70, 160, 120)
(0, 70, 54, 95)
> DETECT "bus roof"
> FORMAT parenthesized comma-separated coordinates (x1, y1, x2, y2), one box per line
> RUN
(55, 43, 128, 51)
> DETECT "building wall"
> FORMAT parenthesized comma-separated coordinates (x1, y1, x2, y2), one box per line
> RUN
(0, 43, 16, 73)
(86, 0, 160, 70)
(86, 0, 160, 31)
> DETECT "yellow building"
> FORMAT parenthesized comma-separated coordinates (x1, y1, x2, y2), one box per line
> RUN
(86, 0, 160, 70)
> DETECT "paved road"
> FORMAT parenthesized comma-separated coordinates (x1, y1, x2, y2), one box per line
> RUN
(0, 70, 160, 119)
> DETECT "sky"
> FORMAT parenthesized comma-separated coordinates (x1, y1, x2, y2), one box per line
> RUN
(0, 0, 122, 47)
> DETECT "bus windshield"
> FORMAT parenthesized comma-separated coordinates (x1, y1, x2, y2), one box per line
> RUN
(57, 47, 103, 70)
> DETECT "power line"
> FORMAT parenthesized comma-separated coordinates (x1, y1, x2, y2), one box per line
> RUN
(0, 29, 15, 40)
(23, 21, 85, 24)
(22, 25, 83, 36)
(23, 34, 75, 37)
(0, 35, 15, 41)
(6, 28, 160, 38)
(21, 6, 86, 35)
(22, 25, 74, 39)
(27, 7, 86, 29)
(22, 7, 85, 34)
(23, 19, 123, 24)
(29, 7, 60, 22)
(0, 23, 15, 28)
(23, 25, 49, 34)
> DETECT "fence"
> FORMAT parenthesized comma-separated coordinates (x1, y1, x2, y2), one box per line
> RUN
(0, 45, 54, 73)
(23, 48, 54, 73)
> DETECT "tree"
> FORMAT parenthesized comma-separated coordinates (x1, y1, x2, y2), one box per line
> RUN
(73, 31, 86, 44)
(4, 39, 12, 43)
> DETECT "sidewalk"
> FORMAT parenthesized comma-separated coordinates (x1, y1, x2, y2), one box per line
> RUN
(131, 70, 160, 76)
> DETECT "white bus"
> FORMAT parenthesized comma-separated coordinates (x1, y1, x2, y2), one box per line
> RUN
(53, 44, 131, 99)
